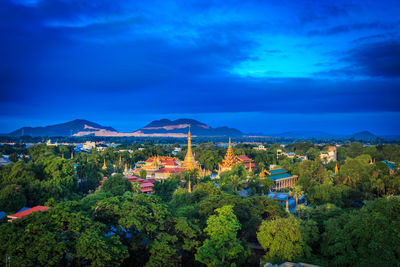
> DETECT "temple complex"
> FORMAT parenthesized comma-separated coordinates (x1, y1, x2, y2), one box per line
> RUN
(134, 156, 184, 179)
(262, 168, 298, 190)
(134, 127, 201, 179)
(218, 138, 255, 173)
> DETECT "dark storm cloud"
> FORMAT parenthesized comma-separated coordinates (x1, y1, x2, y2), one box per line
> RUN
(317, 39, 400, 78)
(1, 0, 399, 134)
(307, 22, 400, 36)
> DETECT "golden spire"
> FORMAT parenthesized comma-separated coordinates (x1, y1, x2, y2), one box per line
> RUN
(260, 169, 265, 179)
(183, 125, 197, 170)
(119, 155, 122, 166)
(71, 151, 74, 159)
(102, 158, 107, 170)
(335, 163, 339, 175)
(188, 179, 191, 193)
(286, 198, 289, 212)
(124, 163, 128, 173)
(220, 137, 237, 171)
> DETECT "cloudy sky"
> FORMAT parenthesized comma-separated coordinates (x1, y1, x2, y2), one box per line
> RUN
(1, 0, 399, 135)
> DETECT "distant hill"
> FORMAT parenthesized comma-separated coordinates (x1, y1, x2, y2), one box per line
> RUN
(8, 119, 117, 137)
(8, 118, 244, 137)
(137, 118, 244, 137)
(349, 131, 379, 141)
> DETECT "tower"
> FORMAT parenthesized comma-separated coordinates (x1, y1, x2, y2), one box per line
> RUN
(335, 163, 339, 175)
(219, 138, 238, 172)
(102, 159, 107, 170)
(183, 126, 198, 170)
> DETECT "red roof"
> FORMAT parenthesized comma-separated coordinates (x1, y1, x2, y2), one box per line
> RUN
(155, 167, 185, 173)
(237, 155, 253, 162)
(140, 182, 154, 188)
(141, 188, 153, 193)
(146, 179, 156, 183)
(8, 206, 51, 220)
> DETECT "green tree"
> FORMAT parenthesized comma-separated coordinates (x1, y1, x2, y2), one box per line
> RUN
(139, 169, 147, 179)
(101, 174, 133, 196)
(257, 216, 309, 263)
(195, 205, 245, 266)
(0, 184, 26, 212)
(322, 197, 400, 266)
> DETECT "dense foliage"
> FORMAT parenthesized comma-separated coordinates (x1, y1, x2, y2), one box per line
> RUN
(0, 142, 399, 266)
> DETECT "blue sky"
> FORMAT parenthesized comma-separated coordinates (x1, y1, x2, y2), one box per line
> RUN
(0, 0, 399, 135)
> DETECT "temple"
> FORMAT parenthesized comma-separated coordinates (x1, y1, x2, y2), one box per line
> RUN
(219, 138, 255, 173)
(134, 127, 201, 179)
(134, 156, 185, 179)
(182, 126, 200, 170)
(262, 168, 298, 190)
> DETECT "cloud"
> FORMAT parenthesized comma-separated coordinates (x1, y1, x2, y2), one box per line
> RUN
(307, 22, 399, 36)
(317, 39, 400, 78)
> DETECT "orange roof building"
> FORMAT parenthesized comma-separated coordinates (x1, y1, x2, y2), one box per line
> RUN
(7, 206, 51, 222)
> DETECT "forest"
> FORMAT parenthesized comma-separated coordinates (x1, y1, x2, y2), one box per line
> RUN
(0, 142, 399, 266)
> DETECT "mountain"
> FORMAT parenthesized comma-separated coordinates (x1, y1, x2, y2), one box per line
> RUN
(8, 118, 244, 137)
(137, 118, 244, 137)
(349, 131, 379, 141)
(9, 119, 117, 137)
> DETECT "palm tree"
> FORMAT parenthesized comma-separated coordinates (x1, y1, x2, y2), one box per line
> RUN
(132, 182, 141, 194)
(292, 185, 304, 205)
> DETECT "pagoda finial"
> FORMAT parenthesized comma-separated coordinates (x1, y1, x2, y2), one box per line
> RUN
(102, 158, 107, 170)
(335, 163, 339, 175)
(119, 155, 122, 166)
(228, 137, 231, 147)
(286, 198, 289, 212)
(188, 179, 191, 193)
(183, 125, 197, 170)
(124, 163, 127, 173)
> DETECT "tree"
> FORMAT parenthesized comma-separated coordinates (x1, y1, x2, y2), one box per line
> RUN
(322, 197, 400, 266)
(153, 180, 178, 202)
(195, 205, 245, 266)
(0, 184, 26, 212)
(101, 174, 133, 196)
(257, 216, 309, 263)
(292, 185, 304, 205)
(139, 169, 147, 179)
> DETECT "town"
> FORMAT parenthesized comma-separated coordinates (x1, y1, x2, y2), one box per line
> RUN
(0, 128, 399, 266)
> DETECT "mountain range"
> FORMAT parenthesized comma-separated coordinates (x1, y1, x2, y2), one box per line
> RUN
(8, 119, 243, 137)
(6, 119, 384, 140)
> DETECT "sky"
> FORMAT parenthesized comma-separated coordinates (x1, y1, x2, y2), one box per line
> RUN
(0, 0, 399, 136)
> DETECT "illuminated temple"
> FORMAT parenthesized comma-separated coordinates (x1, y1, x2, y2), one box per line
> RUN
(218, 138, 254, 173)
(134, 127, 203, 179)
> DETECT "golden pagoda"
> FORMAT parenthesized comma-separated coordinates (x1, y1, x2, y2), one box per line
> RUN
(124, 163, 128, 174)
(188, 179, 191, 193)
(71, 151, 74, 159)
(102, 158, 107, 170)
(219, 138, 239, 172)
(183, 126, 199, 170)
(335, 163, 339, 175)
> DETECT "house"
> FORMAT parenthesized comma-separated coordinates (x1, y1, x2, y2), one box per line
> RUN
(320, 146, 337, 163)
(263, 168, 298, 190)
(7, 206, 51, 222)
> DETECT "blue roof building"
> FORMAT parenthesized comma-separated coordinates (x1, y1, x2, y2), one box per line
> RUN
(263, 168, 298, 190)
